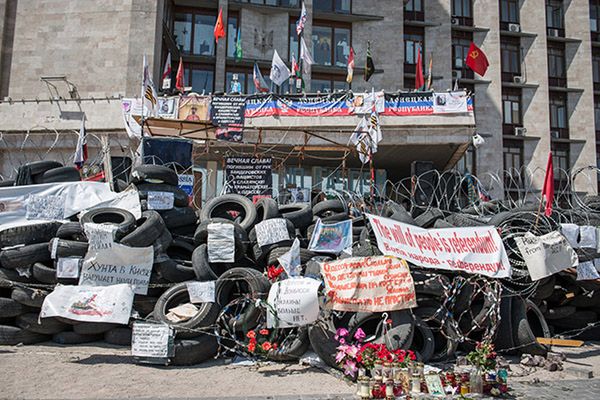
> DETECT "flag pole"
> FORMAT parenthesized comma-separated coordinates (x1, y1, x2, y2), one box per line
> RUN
(140, 55, 145, 137)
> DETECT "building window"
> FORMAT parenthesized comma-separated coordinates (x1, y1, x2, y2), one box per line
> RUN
(312, 23, 351, 67)
(595, 98, 600, 137)
(500, 38, 521, 81)
(547, 43, 566, 87)
(500, 0, 519, 24)
(313, 0, 351, 14)
(594, 50, 600, 91)
(502, 89, 522, 134)
(173, 10, 217, 56)
(182, 65, 214, 94)
(227, 12, 239, 58)
(546, 1, 564, 32)
(404, 27, 424, 74)
(452, 32, 474, 79)
(456, 146, 476, 174)
(452, 0, 473, 26)
(552, 143, 570, 197)
(592, 1, 600, 39)
(550, 93, 568, 137)
(503, 140, 524, 199)
(404, 0, 424, 21)
(226, 70, 251, 94)
(310, 75, 347, 93)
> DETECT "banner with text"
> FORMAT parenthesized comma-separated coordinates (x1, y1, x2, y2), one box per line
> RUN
(225, 157, 273, 201)
(321, 256, 417, 312)
(366, 214, 510, 278)
(41, 284, 134, 324)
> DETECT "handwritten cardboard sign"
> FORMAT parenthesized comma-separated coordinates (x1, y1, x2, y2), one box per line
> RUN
(255, 218, 290, 247)
(84, 222, 117, 251)
(131, 322, 173, 358)
(515, 231, 578, 281)
(41, 283, 134, 324)
(266, 277, 321, 328)
(147, 191, 174, 210)
(321, 256, 417, 312)
(366, 214, 511, 279)
(79, 243, 154, 295)
(207, 223, 235, 263)
(186, 281, 216, 303)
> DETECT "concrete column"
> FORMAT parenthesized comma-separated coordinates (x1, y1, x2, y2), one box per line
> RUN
(303, 0, 313, 91)
(425, 0, 452, 91)
(472, 0, 504, 198)
(214, 0, 229, 92)
(520, 0, 551, 192)
(351, 0, 403, 92)
(565, 0, 597, 194)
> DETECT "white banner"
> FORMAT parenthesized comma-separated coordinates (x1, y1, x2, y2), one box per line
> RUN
(366, 214, 511, 278)
(84, 222, 117, 251)
(255, 218, 290, 247)
(131, 322, 173, 358)
(515, 231, 578, 281)
(79, 243, 154, 295)
(41, 284, 134, 324)
(266, 277, 320, 328)
(432, 91, 468, 114)
(0, 181, 141, 230)
(207, 223, 235, 263)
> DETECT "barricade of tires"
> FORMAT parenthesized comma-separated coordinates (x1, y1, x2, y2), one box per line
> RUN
(2, 163, 600, 367)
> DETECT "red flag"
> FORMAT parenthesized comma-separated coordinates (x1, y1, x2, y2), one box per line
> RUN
(415, 46, 424, 90)
(542, 151, 554, 217)
(175, 57, 185, 92)
(346, 47, 355, 83)
(465, 42, 489, 77)
(214, 8, 225, 43)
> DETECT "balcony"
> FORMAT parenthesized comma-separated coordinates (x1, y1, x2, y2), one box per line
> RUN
(503, 123, 524, 136)
(550, 128, 570, 140)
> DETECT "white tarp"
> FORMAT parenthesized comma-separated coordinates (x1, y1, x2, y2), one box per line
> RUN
(79, 243, 154, 295)
(207, 223, 235, 263)
(515, 231, 578, 281)
(0, 181, 141, 230)
(266, 277, 320, 328)
(41, 284, 134, 324)
(366, 214, 511, 278)
(277, 238, 301, 277)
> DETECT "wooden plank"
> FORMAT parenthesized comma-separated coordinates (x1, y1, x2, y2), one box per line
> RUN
(536, 337, 584, 347)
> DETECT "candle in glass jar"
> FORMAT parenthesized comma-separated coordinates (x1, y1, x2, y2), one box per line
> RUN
(359, 378, 371, 398)
(385, 380, 394, 399)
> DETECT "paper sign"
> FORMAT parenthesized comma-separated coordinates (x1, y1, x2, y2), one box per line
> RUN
(577, 261, 600, 280)
(79, 243, 154, 295)
(84, 222, 117, 251)
(41, 283, 134, 324)
(57, 257, 81, 279)
(278, 238, 301, 277)
(131, 322, 173, 358)
(186, 281, 216, 303)
(560, 223, 579, 248)
(147, 191, 174, 210)
(26, 194, 65, 220)
(367, 213, 511, 279)
(207, 223, 235, 263)
(308, 219, 352, 255)
(594, 258, 600, 272)
(321, 256, 417, 312)
(266, 277, 321, 328)
(579, 226, 597, 248)
(255, 218, 290, 247)
(432, 91, 468, 114)
(515, 231, 578, 281)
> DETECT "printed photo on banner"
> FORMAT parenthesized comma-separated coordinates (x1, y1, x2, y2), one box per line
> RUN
(290, 188, 310, 203)
(308, 218, 352, 254)
(156, 97, 179, 119)
(365, 213, 511, 278)
(432, 91, 468, 114)
(321, 256, 417, 312)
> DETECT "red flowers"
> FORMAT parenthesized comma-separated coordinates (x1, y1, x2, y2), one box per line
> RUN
(247, 342, 256, 352)
(357, 343, 414, 369)
(261, 342, 272, 351)
(267, 265, 284, 280)
(244, 328, 278, 357)
(246, 330, 256, 339)
(259, 329, 269, 335)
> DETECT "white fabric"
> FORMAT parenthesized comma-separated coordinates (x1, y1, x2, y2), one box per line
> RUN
(579, 225, 597, 248)
(560, 223, 580, 248)
(300, 37, 314, 75)
(270, 50, 291, 86)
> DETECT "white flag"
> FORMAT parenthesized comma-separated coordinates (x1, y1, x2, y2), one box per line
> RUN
(278, 238, 301, 278)
(300, 37, 314, 75)
(270, 49, 291, 86)
(141, 54, 158, 117)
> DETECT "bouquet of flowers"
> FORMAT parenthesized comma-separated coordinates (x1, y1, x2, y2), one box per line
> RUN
(466, 341, 497, 371)
(245, 328, 278, 355)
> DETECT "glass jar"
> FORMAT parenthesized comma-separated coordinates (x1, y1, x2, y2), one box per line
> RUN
(385, 379, 395, 400)
(411, 373, 421, 393)
(372, 360, 384, 381)
(382, 362, 393, 381)
(470, 368, 483, 394)
(358, 377, 372, 399)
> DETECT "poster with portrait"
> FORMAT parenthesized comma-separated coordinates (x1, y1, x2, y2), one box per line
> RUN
(178, 95, 210, 122)
(156, 97, 179, 119)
